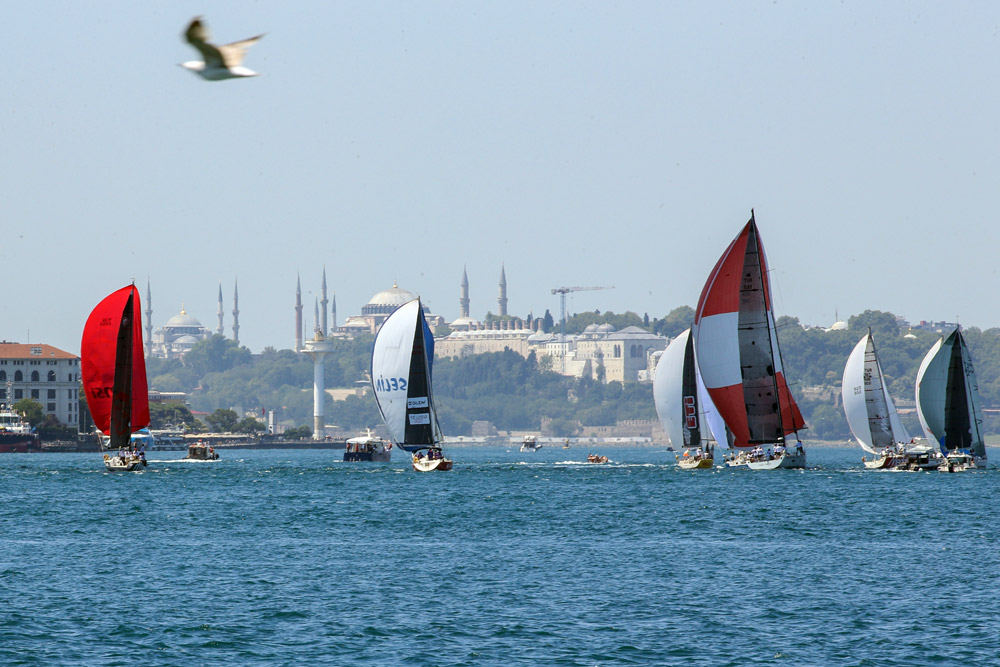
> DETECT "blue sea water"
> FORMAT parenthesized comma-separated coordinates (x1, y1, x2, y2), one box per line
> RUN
(2, 445, 998, 666)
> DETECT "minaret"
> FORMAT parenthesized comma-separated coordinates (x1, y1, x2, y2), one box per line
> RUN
(320, 268, 329, 337)
(460, 266, 470, 318)
(217, 283, 224, 335)
(295, 274, 303, 353)
(332, 293, 337, 330)
(301, 328, 334, 440)
(145, 279, 153, 357)
(232, 279, 240, 346)
(314, 298, 319, 336)
(498, 264, 508, 316)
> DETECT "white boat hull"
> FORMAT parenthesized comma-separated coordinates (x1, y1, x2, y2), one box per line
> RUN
(863, 454, 897, 470)
(746, 451, 806, 470)
(103, 455, 145, 472)
(412, 456, 453, 472)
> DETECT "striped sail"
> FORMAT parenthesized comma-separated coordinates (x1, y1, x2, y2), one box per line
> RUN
(371, 299, 441, 451)
(692, 213, 804, 449)
(654, 328, 728, 451)
(915, 329, 985, 459)
(842, 332, 910, 454)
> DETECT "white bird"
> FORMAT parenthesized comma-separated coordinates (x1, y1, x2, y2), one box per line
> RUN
(180, 17, 263, 81)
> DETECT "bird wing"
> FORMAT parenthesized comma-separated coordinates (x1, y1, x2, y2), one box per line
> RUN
(183, 18, 226, 69)
(217, 34, 264, 68)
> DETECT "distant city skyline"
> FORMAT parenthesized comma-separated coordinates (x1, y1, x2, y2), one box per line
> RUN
(5, 2, 1000, 354)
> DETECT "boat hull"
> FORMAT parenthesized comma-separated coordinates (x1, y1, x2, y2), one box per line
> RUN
(103, 455, 145, 472)
(677, 456, 713, 469)
(863, 455, 897, 470)
(345, 449, 391, 463)
(412, 457, 453, 472)
(747, 451, 806, 470)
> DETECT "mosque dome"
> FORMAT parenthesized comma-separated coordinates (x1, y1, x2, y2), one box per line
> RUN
(828, 320, 849, 331)
(583, 324, 600, 334)
(362, 283, 419, 316)
(164, 307, 203, 329)
(596, 323, 616, 333)
(173, 335, 200, 345)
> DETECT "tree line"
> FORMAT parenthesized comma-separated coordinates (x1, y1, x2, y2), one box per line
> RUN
(48, 307, 1000, 440)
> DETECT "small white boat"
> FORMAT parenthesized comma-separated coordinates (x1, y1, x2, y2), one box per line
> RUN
(939, 450, 981, 472)
(586, 453, 609, 464)
(411, 446, 453, 472)
(344, 429, 392, 462)
(520, 436, 543, 452)
(103, 453, 146, 472)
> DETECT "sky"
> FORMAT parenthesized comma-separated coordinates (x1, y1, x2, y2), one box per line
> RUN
(5, 1, 1000, 355)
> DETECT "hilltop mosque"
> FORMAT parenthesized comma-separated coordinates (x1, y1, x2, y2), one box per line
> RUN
(144, 280, 240, 359)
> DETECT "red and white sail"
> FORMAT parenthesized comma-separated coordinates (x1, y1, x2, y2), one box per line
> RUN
(692, 213, 804, 449)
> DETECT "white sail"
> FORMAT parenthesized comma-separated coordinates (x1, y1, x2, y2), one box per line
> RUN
(371, 299, 440, 449)
(915, 329, 985, 458)
(842, 333, 910, 454)
(654, 328, 727, 451)
(653, 330, 689, 450)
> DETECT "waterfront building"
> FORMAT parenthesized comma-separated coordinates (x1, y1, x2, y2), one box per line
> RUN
(0, 342, 80, 428)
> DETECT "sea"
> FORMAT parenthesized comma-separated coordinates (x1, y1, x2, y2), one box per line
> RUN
(2, 445, 998, 666)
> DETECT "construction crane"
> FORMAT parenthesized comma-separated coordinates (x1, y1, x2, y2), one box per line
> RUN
(550, 286, 615, 336)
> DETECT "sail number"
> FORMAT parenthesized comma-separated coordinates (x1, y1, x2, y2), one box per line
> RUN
(90, 386, 113, 399)
(374, 376, 408, 392)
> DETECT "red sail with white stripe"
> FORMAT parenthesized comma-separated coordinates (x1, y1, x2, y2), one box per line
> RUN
(692, 213, 804, 449)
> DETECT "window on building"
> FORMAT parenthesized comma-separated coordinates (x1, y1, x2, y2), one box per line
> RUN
(31, 389, 39, 399)
(47, 403, 56, 412)
(30, 371, 39, 382)
(14, 389, 22, 399)
(0, 370, 5, 381)
(48, 371, 56, 381)
(0, 388, 5, 399)
(14, 371, 22, 382)
(48, 389, 56, 399)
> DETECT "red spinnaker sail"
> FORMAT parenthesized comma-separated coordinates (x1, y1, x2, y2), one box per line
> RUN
(81, 285, 149, 437)
(692, 214, 804, 448)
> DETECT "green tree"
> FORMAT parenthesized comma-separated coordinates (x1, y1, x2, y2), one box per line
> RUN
(148, 402, 197, 429)
(234, 417, 265, 434)
(14, 399, 44, 426)
(848, 310, 900, 339)
(205, 408, 239, 432)
(654, 306, 695, 338)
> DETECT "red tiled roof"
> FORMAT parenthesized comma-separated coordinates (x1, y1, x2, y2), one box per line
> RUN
(0, 343, 78, 360)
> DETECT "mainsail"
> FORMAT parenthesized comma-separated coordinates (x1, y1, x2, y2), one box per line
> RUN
(81, 285, 150, 449)
(842, 332, 910, 454)
(915, 328, 985, 459)
(692, 212, 804, 448)
(371, 299, 441, 451)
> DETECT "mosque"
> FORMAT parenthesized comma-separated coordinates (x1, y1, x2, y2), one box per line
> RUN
(144, 281, 240, 359)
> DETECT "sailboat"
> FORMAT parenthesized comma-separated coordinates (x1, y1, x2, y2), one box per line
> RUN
(842, 331, 912, 469)
(654, 328, 725, 469)
(81, 284, 150, 472)
(915, 328, 987, 471)
(692, 211, 806, 470)
(371, 298, 452, 472)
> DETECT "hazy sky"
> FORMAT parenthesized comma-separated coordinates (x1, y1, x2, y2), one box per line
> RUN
(5, 1, 1000, 355)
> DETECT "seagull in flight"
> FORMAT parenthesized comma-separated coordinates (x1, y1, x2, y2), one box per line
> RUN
(180, 17, 264, 81)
